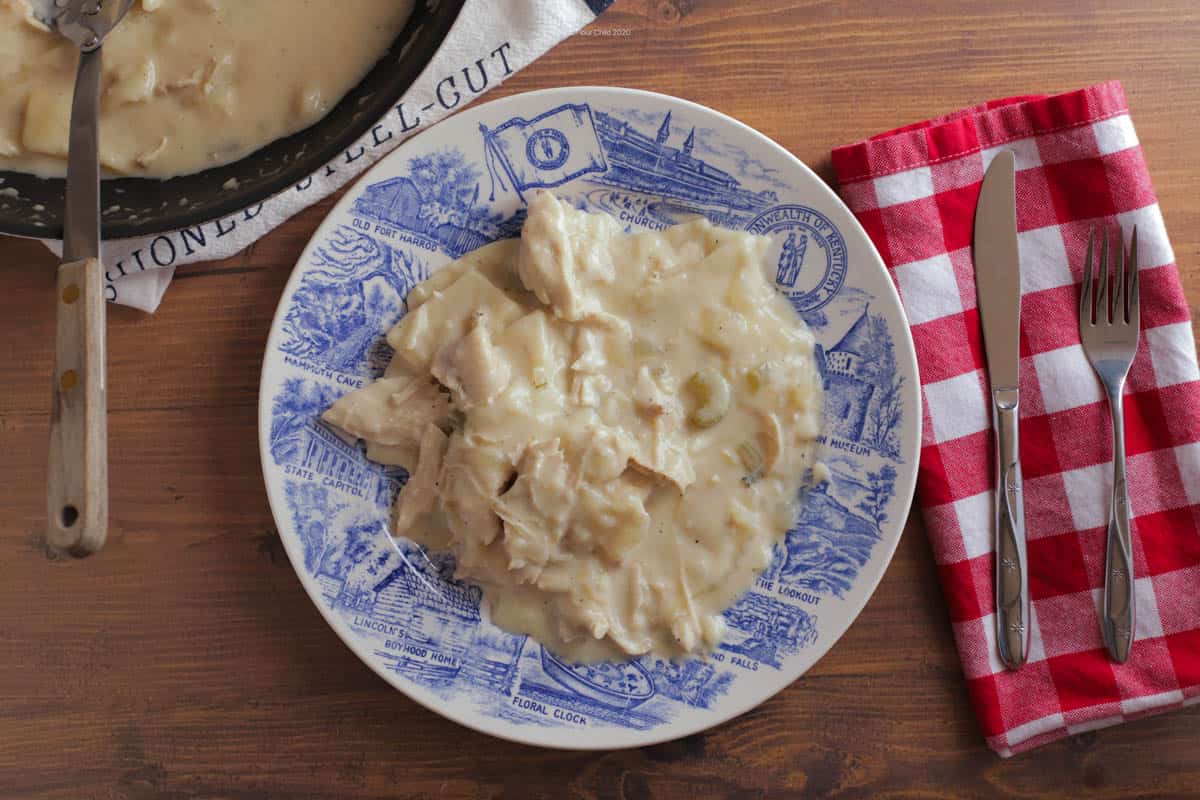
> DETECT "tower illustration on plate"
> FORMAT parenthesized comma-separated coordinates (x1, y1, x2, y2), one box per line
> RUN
(810, 302, 905, 458)
(814, 305, 876, 442)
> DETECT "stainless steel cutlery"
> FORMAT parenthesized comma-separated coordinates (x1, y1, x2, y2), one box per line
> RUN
(973, 151, 1143, 668)
(1079, 226, 1142, 664)
(974, 151, 1030, 670)
(35, 0, 134, 556)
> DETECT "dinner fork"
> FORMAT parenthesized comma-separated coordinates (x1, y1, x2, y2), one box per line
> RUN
(1079, 226, 1140, 664)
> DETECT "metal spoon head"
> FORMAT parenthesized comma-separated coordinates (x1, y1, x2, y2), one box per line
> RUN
(28, 0, 135, 51)
(24, 0, 61, 28)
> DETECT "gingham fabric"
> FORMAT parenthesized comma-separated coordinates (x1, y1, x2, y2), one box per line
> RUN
(831, 81, 1200, 756)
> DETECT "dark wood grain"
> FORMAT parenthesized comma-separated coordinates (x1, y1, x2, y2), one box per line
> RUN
(2, 1, 1198, 797)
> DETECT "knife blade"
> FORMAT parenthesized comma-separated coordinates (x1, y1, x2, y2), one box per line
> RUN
(974, 150, 1029, 669)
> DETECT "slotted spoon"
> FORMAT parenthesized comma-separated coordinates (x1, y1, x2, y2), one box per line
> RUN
(32, 0, 134, 555)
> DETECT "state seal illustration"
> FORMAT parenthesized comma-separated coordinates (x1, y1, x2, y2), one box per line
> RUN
(746, 204, 848, 312)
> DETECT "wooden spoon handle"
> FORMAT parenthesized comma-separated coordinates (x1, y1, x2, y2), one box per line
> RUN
(47, 257, 107, 555)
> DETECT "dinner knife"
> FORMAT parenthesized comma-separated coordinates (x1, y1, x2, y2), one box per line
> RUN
(974, 151, 1029, 669)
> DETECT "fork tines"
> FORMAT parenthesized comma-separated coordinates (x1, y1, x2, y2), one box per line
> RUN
(1080, 226, 1140, 327)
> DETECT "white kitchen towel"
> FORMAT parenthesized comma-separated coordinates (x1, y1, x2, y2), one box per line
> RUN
(55, 0, 611, 312)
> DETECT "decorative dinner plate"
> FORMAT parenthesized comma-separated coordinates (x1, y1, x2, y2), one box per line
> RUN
(259, 87, 920, 748)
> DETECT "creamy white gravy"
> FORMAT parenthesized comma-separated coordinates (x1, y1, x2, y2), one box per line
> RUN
(0, 0, 414, 177)
(324, 193, 823, 662)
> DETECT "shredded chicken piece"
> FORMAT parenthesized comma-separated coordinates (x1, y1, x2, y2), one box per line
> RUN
(392, 424, 449, 536)
(321, 376, 449, 453)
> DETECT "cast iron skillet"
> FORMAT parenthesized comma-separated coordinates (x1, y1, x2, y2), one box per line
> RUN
(0, 0, 465, 241)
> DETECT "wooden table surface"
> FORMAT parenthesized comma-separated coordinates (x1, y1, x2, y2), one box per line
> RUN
(3, 1, 1199, 797)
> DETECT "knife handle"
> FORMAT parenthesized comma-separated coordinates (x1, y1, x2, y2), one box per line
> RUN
(993, 389, 1029, 669)
(47, 257, 108, 555)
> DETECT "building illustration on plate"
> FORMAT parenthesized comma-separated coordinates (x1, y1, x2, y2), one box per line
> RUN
(301, 424, 394, 506)
(812, 304, 905, 460)
(314, 532, 527, 695)
(269, 377, 402, 510)
(352, 175, 492, 258)
(815, 306, 876, 442)
(366, 547, 507, 689)
(348, 104, 789, 267)
(477, 103, 779, 225)
(589, 110, 778, 213)
(350, 148, 526, 259)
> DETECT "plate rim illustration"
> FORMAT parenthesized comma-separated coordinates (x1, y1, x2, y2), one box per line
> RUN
(257, 86, 922, 750)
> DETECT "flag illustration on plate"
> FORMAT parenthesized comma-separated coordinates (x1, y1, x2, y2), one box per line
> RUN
(482, 103, 608, 200)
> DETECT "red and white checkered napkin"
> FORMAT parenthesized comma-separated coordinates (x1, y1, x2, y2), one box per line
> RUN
(831, 81, 1200, 756)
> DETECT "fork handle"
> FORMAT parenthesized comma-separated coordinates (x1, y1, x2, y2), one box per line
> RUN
(47, 257, 108, 555)
(1102, 388, 1135, 663)
(993, 390, 1029, 669)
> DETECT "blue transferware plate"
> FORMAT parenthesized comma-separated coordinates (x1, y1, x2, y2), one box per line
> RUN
(258, 87, 920, 749)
